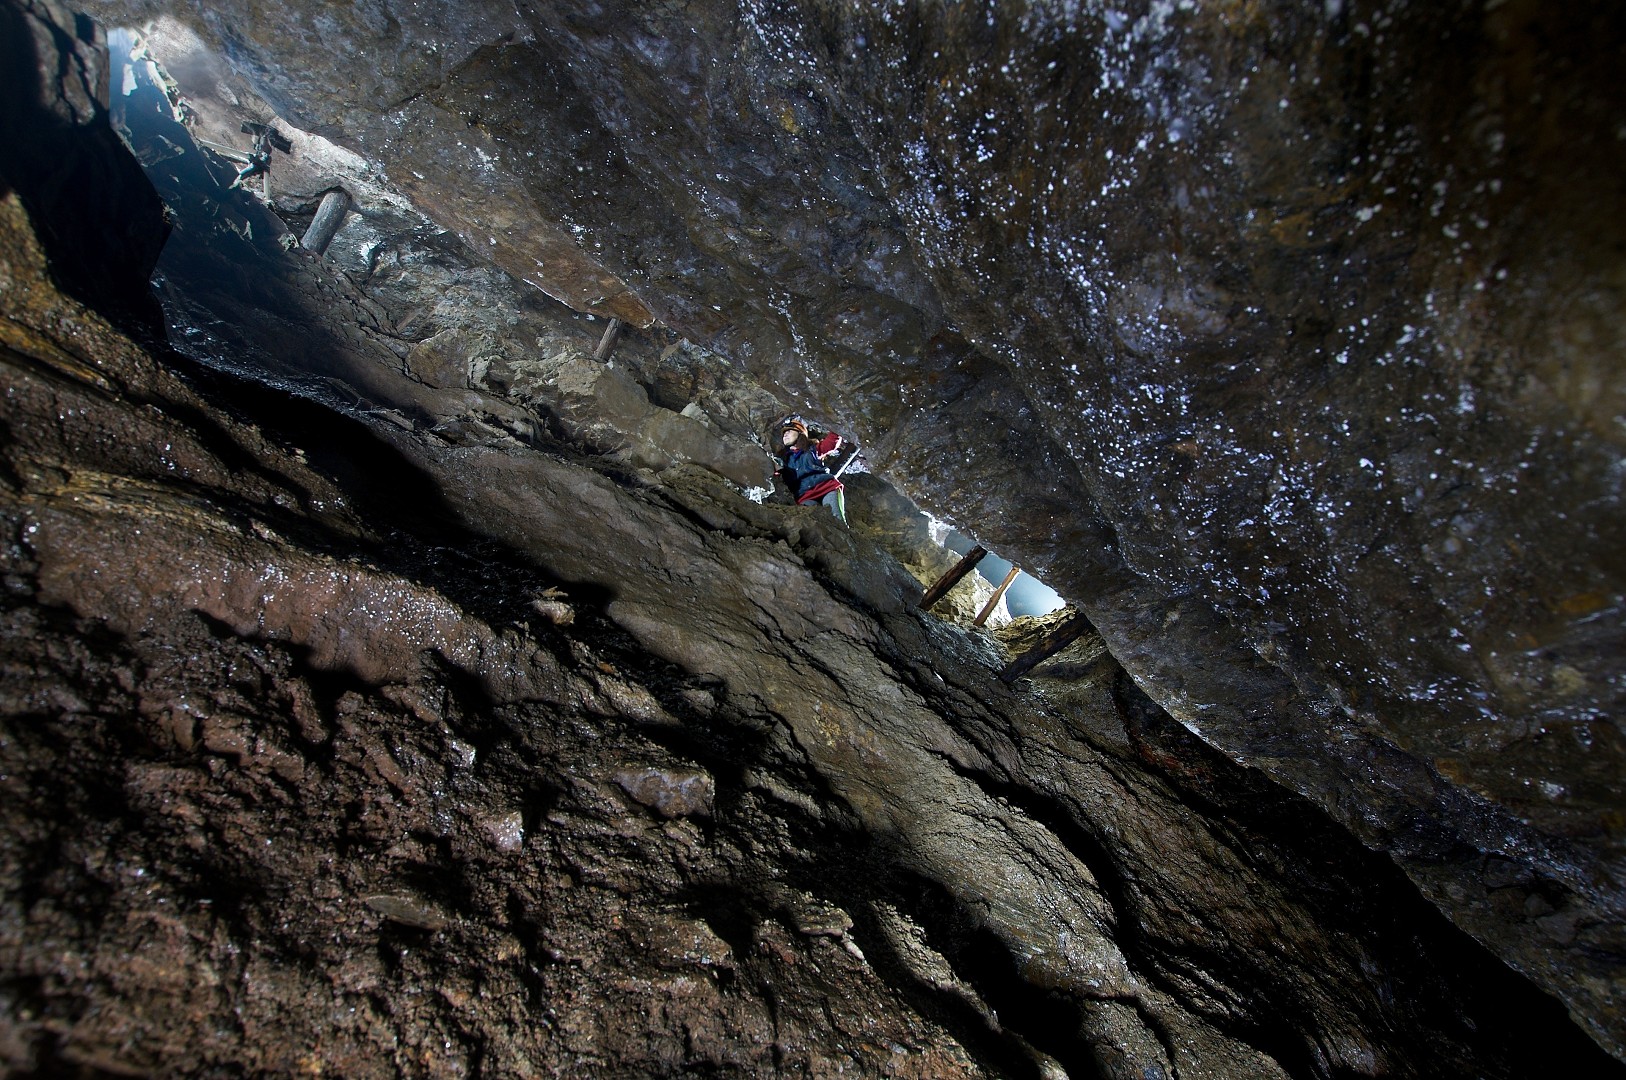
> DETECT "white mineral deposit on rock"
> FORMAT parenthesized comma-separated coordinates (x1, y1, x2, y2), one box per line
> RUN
(7, 0, 1623, 1074)
(480, 810, 526, 852)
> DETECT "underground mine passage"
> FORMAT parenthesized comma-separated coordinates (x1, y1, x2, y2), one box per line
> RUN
(2, 0, 1624, 1077)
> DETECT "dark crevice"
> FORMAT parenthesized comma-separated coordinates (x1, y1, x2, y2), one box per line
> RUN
(147, 346, 631, 640)
(1107, 670, 1626, 1080)
(655, 693, 1072, 1077)
(922, 748, 1256, 1075)
(870, 866, 1102, 1080)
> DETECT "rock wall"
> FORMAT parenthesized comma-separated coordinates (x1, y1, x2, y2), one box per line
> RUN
(6, 0, 1624, 1073)
(74, 0, 1624, 1056)
(5, 143, 1619, 1076)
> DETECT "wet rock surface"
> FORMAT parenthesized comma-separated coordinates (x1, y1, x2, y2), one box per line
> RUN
(70, 0, 1626, 1056)
(7, 162, 1617, 1074)
(5, 0, 1625, 1074)
(0, 153, 990, 1074)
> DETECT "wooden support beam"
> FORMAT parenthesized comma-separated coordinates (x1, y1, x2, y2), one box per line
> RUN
(999, 611, 1093, 683)
(197, 138, 252, 163)
(919, 546, 987, 611)
(594, 317, 624, 360)
(973, 565, 1021, 628)
(300, 189, 351, 256)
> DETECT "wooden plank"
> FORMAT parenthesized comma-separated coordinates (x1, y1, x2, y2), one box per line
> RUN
(972, 564, 1021, 627)
(594, 317, 624, 360)
(919, 546, 987, 611)
(999, 611, 1093, 683)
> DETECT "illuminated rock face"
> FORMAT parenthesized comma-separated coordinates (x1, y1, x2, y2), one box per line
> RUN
(11, 0, 1626, 1071)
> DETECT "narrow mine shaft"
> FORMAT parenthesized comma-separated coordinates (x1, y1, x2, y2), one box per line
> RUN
(2, 1, 1622, 1077)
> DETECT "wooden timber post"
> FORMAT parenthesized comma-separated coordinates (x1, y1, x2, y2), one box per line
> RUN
(999, 611, 1093, 683)
(919, 546, 987, 611)
(972, 565, 1021, 627)
(300, 189, 352, 256)
(594, 317, 624, 360)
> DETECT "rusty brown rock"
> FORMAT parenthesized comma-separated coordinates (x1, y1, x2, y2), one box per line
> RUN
(614, 766, 716, 820)
(74, 0, 1624, 1056)
(7, 1, 1626, 1075)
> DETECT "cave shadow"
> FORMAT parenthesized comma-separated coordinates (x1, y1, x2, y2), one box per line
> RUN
(93, 58, 625, 632)
(667, 648, 1626, 1080)
(160, 350, 623, 634)
(671, 839, 1078, 1080)
(861, 864, 1105, 1080)
(632, 686, 1100, 1078)
(0, 1, 169, 339)
(1099, 669, 1626, 1079)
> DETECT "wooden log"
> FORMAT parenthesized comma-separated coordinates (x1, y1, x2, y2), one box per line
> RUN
(919, 546, 987, 611)
(300, 189, 351, 255)
(972, 564, 1021, 627)
(999, 611, 1093, 683)
(594, 317, 624, 360)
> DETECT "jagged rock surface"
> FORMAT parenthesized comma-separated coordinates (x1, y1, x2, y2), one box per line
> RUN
(73, 0, 1625, 1056)
(5, 160, 1616, 1076)
(6, 0, 1624, 1073)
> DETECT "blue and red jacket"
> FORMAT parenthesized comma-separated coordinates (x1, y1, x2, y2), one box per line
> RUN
(779, 432, 844, 504)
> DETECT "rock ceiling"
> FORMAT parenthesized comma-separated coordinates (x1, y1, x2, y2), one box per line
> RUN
(5, 0, 1625, 1074)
